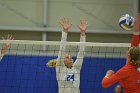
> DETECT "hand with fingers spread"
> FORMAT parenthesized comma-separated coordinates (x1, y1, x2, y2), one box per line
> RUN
(78, 20, 88, 36)
(60, 18, 72, 32)
(1, 34, 14, 55)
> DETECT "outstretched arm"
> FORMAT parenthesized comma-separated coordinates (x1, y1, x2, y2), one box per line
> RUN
(102, 68, 128, 88)
(74, 20, 88, 68)
(131, 14, 140, 47)
(0, 34, 14, 61)
(56, 18, 72, 66)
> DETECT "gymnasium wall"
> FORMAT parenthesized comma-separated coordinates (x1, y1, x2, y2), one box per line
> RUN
(0, 0, 134, 29)
(0, 31, 133, 43)
(0, 0, 136, 43)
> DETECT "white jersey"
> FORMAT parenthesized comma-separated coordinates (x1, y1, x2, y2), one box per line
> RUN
(56, 31, 85, 93)
(56, 65, 80, 93)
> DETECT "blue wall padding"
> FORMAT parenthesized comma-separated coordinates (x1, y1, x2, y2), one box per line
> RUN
(0, 55, 125, 93)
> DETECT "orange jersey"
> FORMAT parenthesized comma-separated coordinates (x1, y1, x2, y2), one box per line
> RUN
(131, 34, 139, 47)
(102, 64, 140, 93)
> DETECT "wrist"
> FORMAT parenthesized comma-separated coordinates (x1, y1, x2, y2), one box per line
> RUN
(81, 34, 85, 36)
(81, 32, 85, 36)
(62, 30, 67, 34)
(63, 29, 68, 33)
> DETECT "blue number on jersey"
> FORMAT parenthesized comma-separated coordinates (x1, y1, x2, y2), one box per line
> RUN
(66, 74, 74, 81)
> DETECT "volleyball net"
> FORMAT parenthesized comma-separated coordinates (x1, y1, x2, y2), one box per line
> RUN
(0, 40, 130, 93)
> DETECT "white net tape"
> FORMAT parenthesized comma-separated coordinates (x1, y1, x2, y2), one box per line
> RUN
(0, 40, 131, 58)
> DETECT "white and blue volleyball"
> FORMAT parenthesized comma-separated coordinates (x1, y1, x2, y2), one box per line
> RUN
(119, 14, 134, 31)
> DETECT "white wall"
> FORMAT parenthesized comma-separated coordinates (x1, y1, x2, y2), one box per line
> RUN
(48, 0, 134, 31)
(0, 0, 136, 43)
(0, 0, 43, 27)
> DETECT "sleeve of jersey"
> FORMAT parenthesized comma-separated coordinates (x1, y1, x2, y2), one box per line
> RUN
(74, 35, 85, 67)
(0, 51, 4, 62)
(56, 31, 67, 66)
(102, 67, 129, 88)
(131, 34, 139, 47)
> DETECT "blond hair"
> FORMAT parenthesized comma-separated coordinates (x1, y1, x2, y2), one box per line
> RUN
(129, 47, 140, 65)
(46, 59, 59, 67)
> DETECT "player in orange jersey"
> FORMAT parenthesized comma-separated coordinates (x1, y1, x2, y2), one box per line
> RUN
(102, 47, 140, 93)
(102, 15, 140, 93)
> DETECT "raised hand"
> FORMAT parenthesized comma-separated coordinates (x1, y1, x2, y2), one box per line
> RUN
(1, 34, 14, 55)
(78, 20, 88, 35)
(60, 18, 72, 32)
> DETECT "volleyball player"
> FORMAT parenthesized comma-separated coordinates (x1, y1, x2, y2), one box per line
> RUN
(102, 47, 140, 93)
(131, 14, 140, 73)
(47, 18, 88, 93)
(0, 34, 14, 61)
(102, 17, 140, 93)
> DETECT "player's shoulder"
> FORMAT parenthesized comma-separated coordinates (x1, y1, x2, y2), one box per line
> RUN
(123, 64, 137, 70)
(117, 64, 135, 74)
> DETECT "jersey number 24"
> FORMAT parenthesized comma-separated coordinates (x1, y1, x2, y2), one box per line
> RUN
(66, 74, 74, 81)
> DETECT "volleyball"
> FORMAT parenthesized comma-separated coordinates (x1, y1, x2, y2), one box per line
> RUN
(119, 14, 134, 31)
